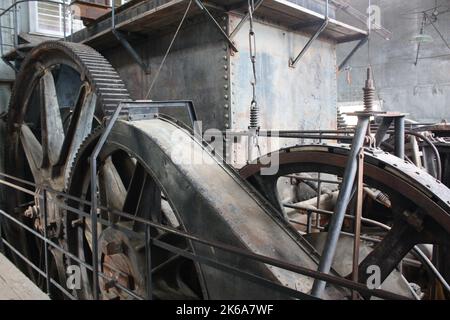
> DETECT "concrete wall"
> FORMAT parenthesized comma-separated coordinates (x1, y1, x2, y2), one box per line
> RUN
(337, 0, 450, 122)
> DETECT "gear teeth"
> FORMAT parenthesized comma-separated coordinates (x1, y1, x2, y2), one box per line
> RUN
(6, 41, 132, 298)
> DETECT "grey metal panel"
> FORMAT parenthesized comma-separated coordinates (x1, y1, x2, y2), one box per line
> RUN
(229, 14, 337, 165)
(102, 17, 230, 131)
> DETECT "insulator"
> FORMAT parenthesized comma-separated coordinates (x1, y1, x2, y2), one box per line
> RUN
(337, 109, 347, 130)
(376, 192, 391, 207)
(363, 67, 375, 112)
(249, 102, 260, 130)
(363, 87, 375, 112)
(376, 192, 389, 203)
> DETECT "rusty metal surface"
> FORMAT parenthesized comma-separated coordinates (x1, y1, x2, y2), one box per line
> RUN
(65, 117, 350, 299)
(102, 16, 229, 131)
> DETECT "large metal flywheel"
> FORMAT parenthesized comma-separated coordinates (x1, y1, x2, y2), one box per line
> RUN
(4, 41, 130, 293)
(240, 145, 450, 299)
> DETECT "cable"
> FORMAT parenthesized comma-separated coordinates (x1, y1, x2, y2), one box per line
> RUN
(145, 0, 193, 99)
(429, 19, 450, 51)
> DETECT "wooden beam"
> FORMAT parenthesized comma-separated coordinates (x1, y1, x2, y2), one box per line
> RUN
(71, 0, 111, 25)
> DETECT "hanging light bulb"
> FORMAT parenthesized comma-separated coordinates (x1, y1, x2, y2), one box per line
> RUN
(411, 33, 434, 43)
(411, 13, 434, 43)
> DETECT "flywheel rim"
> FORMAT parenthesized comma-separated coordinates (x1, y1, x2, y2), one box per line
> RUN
(240, 144, 450, 299)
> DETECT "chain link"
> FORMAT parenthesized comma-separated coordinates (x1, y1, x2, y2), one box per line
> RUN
(248, 0, 259, 132)
(247, 0, 261, 160)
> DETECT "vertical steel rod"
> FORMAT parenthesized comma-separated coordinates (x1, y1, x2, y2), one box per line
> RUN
(145, 224, 153, 299)
(0, 22, 4, 57)
(394, 116, 405, 159)
(311, 115, 370, 298)
(13, 1, 18, 48)
(62, 1, 66, 41)
(42, 189, 51, 295)
(351, 148, 364, 300)
(306, 210, 312, 234)
(111, 0, 115, 29)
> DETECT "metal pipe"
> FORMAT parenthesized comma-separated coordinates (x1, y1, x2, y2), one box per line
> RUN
(111, 0, 115, 29)
(394, 116, 405, 159)
(0, 22, 3, 57)
(13, 0, 17, 48)
(285, 174, 341, 185)
(283, 203, 389, 230)
(62, 1, 66, 41)
(406, 130, 442, 180)
(352, 149, 364, 299)
(311, 115, 370, 298)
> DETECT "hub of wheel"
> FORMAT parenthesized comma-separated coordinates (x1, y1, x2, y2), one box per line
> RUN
(99, 227, 145, 300)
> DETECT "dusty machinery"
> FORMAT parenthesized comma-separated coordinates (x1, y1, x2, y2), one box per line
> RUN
(0, 0, 450, 300)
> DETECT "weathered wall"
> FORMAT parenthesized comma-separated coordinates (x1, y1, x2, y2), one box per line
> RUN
(229, 14, 337, 165)
(337, 0, 450, 122)
(102, 16, 229, 131)
(101, 13, 338, 166)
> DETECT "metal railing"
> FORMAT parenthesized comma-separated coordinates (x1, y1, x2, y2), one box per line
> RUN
(0, 170, 412, 300)
(0, 110, 412, 301)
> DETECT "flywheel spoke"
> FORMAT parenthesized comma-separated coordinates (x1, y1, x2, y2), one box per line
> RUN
(99, 158, 127, 223)
(40, 71, 65, 166)
(57, 85, 97, 176)
(20, 124, 43, 181)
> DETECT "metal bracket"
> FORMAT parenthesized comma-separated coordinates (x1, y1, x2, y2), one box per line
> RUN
(194, 0, 238, 52)
(289, 18, 329, 68)
(112, 29, 151, 74)
(338, 36, 368, 71)
(122, 100, 198, 127)
(289, 0, 330, 68)
(374, 113, 407, 159)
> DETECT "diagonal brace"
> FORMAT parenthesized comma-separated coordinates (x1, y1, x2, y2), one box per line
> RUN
(289, 18, 329, 67)
(112, 29, 151, 74)
(194, 0, 238, 52)
(338, 36, 368, 71)
(229, 0, 265, 39)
